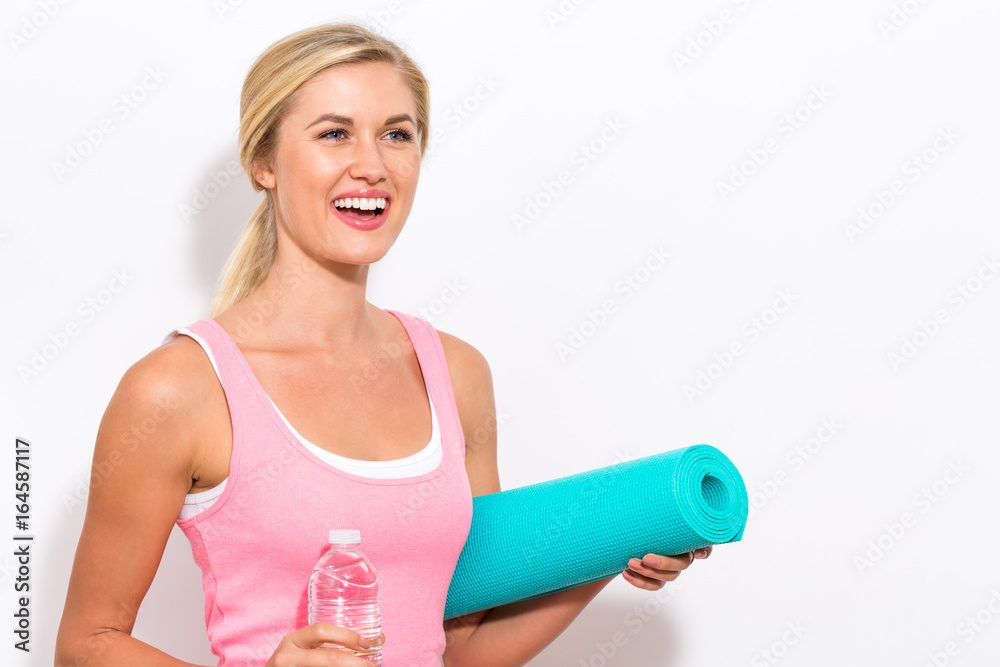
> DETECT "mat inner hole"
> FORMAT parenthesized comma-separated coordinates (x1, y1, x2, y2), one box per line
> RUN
(700, 473, 728, 511)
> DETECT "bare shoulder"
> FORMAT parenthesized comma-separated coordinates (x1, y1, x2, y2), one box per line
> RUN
(122, 333, 218, 419)
(54, 333, 224, 657)
(125, 332, 206, 390)
(104, 333, 226, 482)
(433, 328, 501, 493)
(434, 329, 494, 396)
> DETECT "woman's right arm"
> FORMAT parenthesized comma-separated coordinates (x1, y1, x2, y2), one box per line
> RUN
(54, 340, 223, 666)
(54, 339, 372, 667)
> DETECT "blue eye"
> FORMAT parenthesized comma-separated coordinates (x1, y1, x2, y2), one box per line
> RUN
(318, 128, 414, 142)
(387, 128, 415, 142)
(319, 128, 346, 140)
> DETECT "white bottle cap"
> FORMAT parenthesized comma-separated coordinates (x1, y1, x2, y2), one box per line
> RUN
(328, 529, 361, 544)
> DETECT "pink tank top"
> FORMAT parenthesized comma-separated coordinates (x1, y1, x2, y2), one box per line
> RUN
(170, 310, 473, 666)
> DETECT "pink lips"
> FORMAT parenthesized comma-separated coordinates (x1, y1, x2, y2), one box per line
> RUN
(331, 188, 391, 231)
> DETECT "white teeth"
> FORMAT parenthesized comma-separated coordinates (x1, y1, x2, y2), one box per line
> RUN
(334, 197, 387, 210)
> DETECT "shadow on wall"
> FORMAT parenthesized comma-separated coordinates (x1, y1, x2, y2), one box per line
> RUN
(46, 509, 216, 664)
(132, 525, 217, 663)
(180, 151, 262, 302)
(90, 149, 682, 664)
(49, 149, 256, 663)
(131, 148, 259, 661)
(531, 596, 681, 667)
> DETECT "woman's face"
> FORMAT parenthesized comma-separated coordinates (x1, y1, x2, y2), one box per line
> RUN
(263, 61, 422, 267)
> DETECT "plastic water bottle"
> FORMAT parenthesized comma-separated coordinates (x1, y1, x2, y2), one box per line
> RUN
(308, 529, 382, 664)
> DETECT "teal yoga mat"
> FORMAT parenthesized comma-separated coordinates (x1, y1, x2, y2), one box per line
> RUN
(443, 444, 748, 620)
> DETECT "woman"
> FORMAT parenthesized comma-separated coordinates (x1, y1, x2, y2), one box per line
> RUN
(54, 22, 711, 667)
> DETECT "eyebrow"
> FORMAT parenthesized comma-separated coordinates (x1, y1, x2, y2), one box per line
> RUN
(305, 113, 415, 130)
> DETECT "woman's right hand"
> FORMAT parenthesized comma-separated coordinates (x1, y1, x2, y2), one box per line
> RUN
(264, 623, 384, 666)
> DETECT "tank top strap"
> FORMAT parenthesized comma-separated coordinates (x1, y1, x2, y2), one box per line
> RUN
(172, 319, 255, 404)
(384, 310, 467, 463)
(162, 317, 258, 505)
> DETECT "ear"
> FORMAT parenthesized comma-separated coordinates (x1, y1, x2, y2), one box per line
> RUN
(252, 162, 274, 189)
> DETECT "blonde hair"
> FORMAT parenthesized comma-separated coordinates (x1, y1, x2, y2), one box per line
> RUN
(208, 22, 430, 318)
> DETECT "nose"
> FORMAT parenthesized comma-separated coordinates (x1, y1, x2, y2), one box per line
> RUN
(348, 134, 388, 184)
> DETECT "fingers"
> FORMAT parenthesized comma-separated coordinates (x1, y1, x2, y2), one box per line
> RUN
(622, 566, 666, 590)
(623, 548, 713, 589)
(625, 554, 686, 586)
(302, 622, 373, 651)
(269, 623, 377, 666)
(640, 552, 694, 572)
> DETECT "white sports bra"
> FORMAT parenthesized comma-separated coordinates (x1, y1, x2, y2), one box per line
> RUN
(170, 327, 443, 521)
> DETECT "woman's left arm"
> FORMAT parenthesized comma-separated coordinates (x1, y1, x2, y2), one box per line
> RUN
(437, 333, 712, 667)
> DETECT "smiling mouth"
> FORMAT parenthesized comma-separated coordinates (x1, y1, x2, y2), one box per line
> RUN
(333, 197, 387, 220)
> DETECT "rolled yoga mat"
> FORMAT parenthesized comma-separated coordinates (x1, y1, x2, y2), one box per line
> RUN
(443, 444, 748, 619)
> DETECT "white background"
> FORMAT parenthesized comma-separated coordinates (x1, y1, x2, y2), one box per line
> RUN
(3, 0, 999, 665)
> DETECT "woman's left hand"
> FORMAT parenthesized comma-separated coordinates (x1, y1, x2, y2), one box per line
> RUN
(622, 546, 713, 590)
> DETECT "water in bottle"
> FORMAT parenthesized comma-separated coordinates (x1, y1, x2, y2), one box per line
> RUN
(308, 529, 382, 664)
